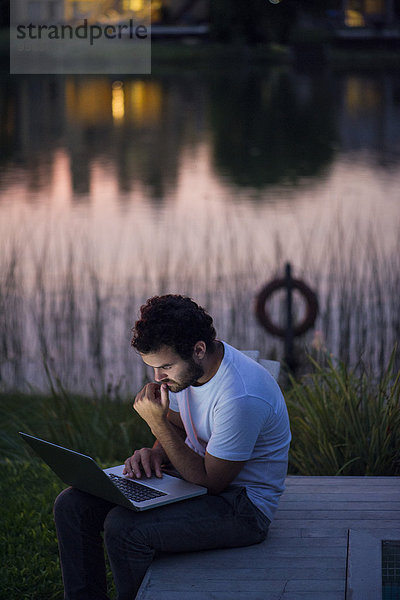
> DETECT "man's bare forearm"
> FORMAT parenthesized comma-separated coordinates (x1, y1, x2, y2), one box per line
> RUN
(152, 416, 187, 458)
(151, 419, 210, 489)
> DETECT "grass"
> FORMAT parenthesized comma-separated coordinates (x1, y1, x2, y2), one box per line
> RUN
(0, 384, 154, 600)
(1, 385, 155, 464)
(0, 459, 120, 599)
(1, 460, 65, 600)
(287, 346, 400, 476)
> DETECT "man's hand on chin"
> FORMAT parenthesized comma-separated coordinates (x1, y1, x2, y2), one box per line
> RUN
(133, 382, 170, 432)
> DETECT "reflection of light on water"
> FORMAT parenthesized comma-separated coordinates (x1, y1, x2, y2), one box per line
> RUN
(65, 78, 162, 126)
(128, 80, 162, 125)
(345, 0, 385, 27)
(345, 9, 365, 27)
(66, 78, 111, 125)
(112, 81, 125, 121)
(345, 78, 381, 115)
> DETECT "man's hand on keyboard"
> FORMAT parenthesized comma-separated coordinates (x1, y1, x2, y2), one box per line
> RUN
(123, 445, 165, 479)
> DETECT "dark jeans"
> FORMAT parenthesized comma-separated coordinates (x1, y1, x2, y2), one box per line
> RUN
(53, 485, 270, 600)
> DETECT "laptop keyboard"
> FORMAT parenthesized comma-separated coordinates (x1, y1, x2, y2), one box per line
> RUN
(108, 474, 167, 502)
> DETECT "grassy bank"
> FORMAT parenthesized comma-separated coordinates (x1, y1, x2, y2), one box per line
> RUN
(1, 390, 154, 600)
(1, 389, 154, 463)
(1, 460, 66, 600)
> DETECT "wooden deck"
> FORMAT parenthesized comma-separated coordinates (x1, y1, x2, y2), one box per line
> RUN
(136, 476, 400, 600)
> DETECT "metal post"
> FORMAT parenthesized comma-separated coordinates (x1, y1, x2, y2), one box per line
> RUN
(284, 262, 295, 371)
(342, 0, 348, 25)
(385, 0, 394, 27)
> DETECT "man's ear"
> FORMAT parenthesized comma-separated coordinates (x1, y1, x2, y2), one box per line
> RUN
(193, 341, 207, 361)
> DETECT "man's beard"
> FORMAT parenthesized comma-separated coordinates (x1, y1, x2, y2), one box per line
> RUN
(165, 358, 204, 393)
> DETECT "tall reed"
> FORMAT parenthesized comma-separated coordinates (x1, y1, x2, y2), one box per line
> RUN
(0, 216, 398, 394)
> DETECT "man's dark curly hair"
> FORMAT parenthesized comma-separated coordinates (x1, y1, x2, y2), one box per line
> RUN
(131, 295, 217, 359)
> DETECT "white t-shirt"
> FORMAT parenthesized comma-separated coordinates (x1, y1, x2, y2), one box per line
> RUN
(168, 341, 291, 522)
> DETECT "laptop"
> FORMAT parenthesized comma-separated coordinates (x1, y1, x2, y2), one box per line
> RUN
(19, 432, 207, 511)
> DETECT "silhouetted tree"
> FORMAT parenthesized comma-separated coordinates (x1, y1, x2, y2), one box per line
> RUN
(210, 0, 298, 44)
(210, 0, 343, 45)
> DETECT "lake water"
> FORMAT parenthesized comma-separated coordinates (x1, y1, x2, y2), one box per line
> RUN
(1, 66, 399, 392)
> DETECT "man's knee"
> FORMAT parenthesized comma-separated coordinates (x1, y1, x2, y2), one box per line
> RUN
(53, 487, 82, 521)
(53, 487, 111, 528)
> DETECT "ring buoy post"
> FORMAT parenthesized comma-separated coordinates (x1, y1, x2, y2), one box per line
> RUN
(285, 263, 295, 370)
(254, 262, 318, 372)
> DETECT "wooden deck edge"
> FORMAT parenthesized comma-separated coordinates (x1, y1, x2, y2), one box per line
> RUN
(137, 566, 152, 600)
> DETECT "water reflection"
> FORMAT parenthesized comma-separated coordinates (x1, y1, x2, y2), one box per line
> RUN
(1, 67, 400, 391)
(339, 73, 400, 163)
(1, 69, 400, 203)
(209, 69, 336, 189)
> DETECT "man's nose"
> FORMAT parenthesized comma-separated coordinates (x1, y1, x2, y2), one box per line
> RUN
(154, 368, 168, 382)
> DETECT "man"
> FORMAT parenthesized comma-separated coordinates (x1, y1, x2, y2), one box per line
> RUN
(54, 294, 291, 600)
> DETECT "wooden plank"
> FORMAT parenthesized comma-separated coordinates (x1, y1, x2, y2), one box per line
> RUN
(143, 579, 297, 592)
(282, 487, 396, 492)
(138, 590, 345, 600)
(281, 593, 344, 600)
(274, 510, 400, 519)
(279, 495, 400, 503)
(207, 547, 347, 559)
(285, 579, 344, 592)
(283, 489, 397, 495)
(300, 528, 349, 539)
(285, 476, 399, 483)
(147, 553, 346, 570)
(266, 527, 348, 538)
(140, 592, 286, 600)
(144, 567, 345, 581)
(281, 493, 399, 501)
(279, 498, 400, 513)
(143, 578, 345, 593)
(260, 537, 346, 548)
(272, 519, 397, 529)
(282, 483, 399, 491)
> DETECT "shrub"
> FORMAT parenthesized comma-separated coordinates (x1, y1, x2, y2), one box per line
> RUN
(287, 347, 400, 475)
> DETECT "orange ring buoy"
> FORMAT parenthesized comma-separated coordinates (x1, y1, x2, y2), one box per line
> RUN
(255, 278, 318, 339)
